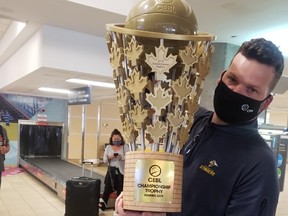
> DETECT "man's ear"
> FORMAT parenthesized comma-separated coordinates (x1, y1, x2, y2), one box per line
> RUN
(262, 94, 273, 110)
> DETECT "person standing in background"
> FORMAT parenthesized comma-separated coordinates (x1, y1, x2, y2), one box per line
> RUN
(99, 129, 129, 213)
(0, 124, 10, 188)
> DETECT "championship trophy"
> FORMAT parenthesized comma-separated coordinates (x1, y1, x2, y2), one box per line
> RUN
(106, 0, 215, 212)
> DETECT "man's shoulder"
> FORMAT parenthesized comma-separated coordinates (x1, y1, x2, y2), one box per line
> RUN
(195, 106, 213, 121)
(188, 107, 212, 135)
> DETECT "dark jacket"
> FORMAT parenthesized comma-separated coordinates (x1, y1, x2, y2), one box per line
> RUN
(168, 107, 279, 216)
(0, 125, 9, 171)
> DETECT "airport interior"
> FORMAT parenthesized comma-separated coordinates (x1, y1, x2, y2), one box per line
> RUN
(0, 0, 288, 215)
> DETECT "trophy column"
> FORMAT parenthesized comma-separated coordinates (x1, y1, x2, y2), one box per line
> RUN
(106, 0, 215, 212)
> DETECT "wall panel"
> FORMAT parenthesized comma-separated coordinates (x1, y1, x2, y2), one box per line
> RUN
(67, 99, 122, 162)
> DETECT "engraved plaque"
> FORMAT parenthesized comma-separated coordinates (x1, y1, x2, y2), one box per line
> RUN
(135, 159, 175, 203)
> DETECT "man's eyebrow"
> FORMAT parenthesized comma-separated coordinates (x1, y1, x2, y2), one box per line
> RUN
(246, 83, 261, 90)
(226, 72, 237, 80)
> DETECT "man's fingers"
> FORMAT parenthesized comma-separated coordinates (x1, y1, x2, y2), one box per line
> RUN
(142, 213, 166, 216)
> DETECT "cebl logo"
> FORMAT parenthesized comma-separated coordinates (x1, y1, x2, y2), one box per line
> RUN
(241, 104, 253, 113)
(149, 165, 161, 177)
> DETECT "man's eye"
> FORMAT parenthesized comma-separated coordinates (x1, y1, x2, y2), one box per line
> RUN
(247, 88, 257, 93)
(227, 77, 236, 84)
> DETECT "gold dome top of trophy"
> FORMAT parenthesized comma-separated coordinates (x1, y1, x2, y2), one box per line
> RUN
(125, 0, 198, 35)
(106, 0, 214, 41)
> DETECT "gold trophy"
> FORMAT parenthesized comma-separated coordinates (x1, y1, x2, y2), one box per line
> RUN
(106, 0, 215, 212)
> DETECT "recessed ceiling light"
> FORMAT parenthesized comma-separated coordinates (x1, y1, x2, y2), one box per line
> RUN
(66, 78, 115, 88)
(39, 87, 70, 94)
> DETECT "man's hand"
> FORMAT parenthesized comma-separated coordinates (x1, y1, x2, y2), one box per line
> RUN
(115, 192, 166, 216)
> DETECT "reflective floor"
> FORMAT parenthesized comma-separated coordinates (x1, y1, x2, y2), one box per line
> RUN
(0, 164, 287, 216)
(0, 167, 113, 216)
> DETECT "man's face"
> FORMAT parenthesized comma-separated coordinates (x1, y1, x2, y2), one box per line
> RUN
(222, 53, 275, 101)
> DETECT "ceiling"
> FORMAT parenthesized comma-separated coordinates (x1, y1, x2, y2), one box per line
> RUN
(0, 0, 288, 109)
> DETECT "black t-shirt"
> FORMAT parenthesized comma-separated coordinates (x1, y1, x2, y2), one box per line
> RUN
(168, 107, 279, 216)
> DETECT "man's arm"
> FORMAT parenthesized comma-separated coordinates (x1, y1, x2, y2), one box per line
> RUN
(225, 156, 279, 216)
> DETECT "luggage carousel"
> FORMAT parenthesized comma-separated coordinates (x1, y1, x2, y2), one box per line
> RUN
(19, 157, 105, 201)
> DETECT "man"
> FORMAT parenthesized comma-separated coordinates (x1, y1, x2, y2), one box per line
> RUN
(0, 124, 10, 188)
(115, 38, 284, 216)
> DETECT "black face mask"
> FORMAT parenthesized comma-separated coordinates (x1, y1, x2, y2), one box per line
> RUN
(213, 79, 268, 124)
(112, 140, 122, 146)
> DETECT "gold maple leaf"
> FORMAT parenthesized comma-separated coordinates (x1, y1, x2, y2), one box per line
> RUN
(122, 119, 135, 142)
(146, 121, 168, 143)
(186, 92, 200, 116)
(116, 85, 129, 113)
(177, 126, 190, 149)
(195, 41, 213, 81)
(109, 42, 123, 73)
(198, 45, 213, 80)
(146, 86, 172, 115)
(129, 104, 148, 129)
(124, 40, 143, 67)
(124, 68, 148, 101)
(145, 40, 177, 80)
(171, 75, 193, 104)
(106, 31, 112, 45)
(195, 41, 206, 56)
(179, 44, 198, 72)
(167, 109, 185, 129)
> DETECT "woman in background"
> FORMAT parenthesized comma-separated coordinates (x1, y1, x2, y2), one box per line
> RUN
(99, 129, 129, 213)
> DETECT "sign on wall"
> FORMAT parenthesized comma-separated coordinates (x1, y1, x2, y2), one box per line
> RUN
(278, 137, 287, 191)
(68, 86, 91, 105)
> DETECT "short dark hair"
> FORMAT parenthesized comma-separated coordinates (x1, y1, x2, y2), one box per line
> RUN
(109, 128, 125, 145)
(236, 38, 284, 92)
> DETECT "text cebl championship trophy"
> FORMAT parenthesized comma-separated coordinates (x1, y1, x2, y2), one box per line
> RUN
(106, 0, 215, 212)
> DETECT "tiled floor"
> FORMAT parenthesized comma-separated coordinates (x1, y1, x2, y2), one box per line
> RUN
(0, 165, 287, 216)
(0, 172, 64, 216)
(0, 170, 113, 216)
